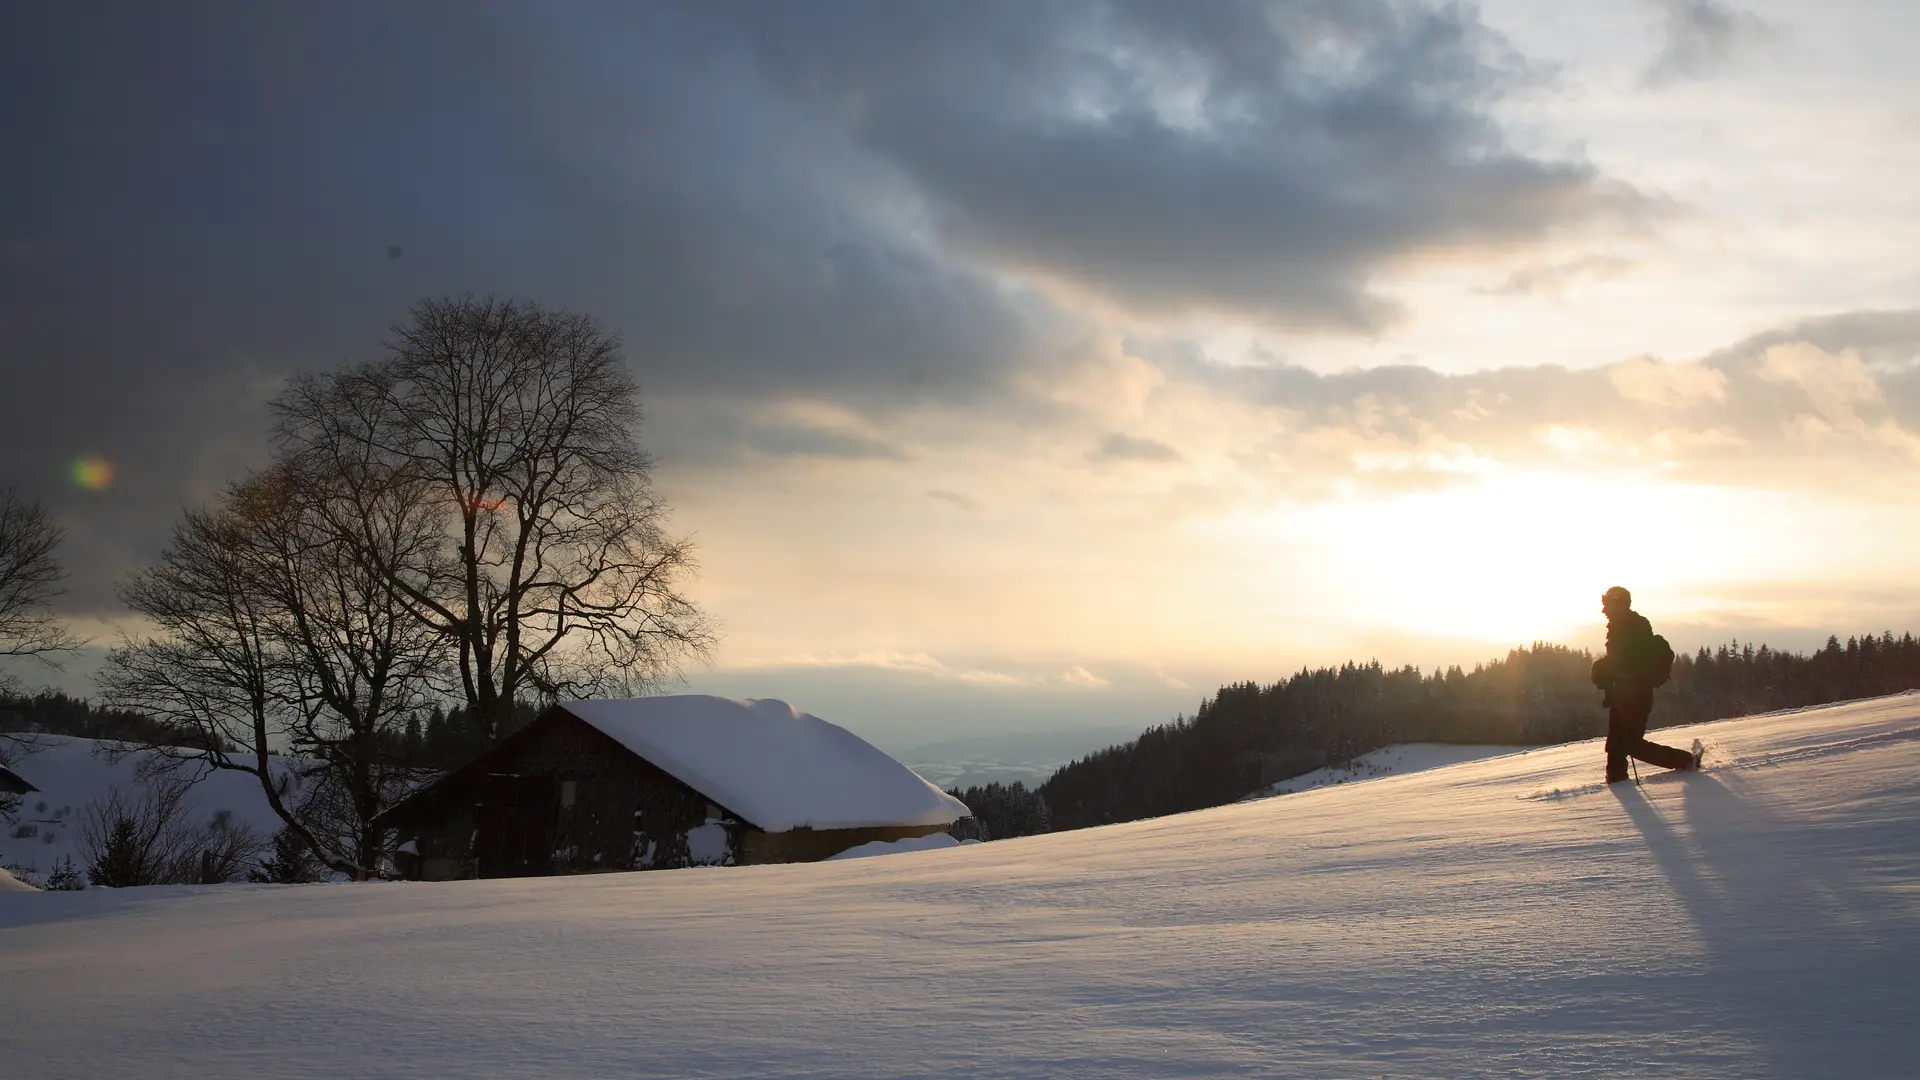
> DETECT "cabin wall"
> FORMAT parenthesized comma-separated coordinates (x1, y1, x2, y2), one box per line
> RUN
(393, 717, 718, 879)
(739, 822, 950, 865)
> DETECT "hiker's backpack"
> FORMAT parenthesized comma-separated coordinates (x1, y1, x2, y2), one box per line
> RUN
(1648, 633, 1676, 687)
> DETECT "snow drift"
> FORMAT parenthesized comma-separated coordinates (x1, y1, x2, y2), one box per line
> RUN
(3, 694, 1918, 1077)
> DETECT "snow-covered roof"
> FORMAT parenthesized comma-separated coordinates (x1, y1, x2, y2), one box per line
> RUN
(0, 762, 38, 794)
(557, 696, 969, 833)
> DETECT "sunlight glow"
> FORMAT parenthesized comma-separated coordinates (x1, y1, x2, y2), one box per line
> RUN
(1242, 471, 1795, 646)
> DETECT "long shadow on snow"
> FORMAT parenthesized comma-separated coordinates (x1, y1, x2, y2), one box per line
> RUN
(1614, 774, 1914, 1078)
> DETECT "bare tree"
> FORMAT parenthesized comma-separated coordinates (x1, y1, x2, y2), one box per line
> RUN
(78, 777, 199, 887)
(0, 488, 81, 669)
(77, 778, 268, 886)
(0, 489, 80, 767)
(273, 295, 716, 744)
(101, 461, 445, 879)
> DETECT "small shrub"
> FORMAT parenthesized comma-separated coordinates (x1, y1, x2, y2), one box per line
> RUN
(8, 822, 36, 839)
(43, 856, 84, 891)
(193, 810, 267, 884)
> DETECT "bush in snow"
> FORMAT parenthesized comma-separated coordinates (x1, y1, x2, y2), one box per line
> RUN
(193, 810, 269, 884)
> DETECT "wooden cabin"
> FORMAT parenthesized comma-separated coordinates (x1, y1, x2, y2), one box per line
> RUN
(375, 696, 970, 880)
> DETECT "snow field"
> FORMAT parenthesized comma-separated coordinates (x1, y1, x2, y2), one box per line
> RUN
(3, 695, 1918, 1077)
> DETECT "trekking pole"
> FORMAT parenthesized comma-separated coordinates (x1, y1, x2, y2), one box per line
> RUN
(1631, 758, 1640, 786)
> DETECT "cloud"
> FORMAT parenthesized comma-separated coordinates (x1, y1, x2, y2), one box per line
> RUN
(759, 651, 1028, 687)
(1481, 254, 1635, 299)
(746, 425, 909, 462)
(1148, 665, 1191, 691)
(1059, 666, 1110, 689)
(1644, 0, 1778, 87)
(0, 0, 1876, 637)
(1151, 308, 1920, 496)
(1088, 433, 1183, 464)
(712, 0, 1655, 331)
(1608, 356, 1729, 409)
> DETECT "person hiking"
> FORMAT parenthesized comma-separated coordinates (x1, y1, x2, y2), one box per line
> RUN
(1592, 586, 1701, 783)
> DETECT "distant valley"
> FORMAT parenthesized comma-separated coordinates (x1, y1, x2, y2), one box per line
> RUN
(899, 725, 1141, 790)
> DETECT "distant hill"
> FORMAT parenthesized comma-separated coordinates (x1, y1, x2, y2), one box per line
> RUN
(1040, 633, 1920, 831)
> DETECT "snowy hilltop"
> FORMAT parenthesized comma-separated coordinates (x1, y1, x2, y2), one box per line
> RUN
(4, 693, 1918, 1077)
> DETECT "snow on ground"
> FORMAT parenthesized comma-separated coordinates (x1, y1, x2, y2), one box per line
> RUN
(0, 865, 34, 891)
(1244, 742, 1527, 799)
(825, 832, 980, 861)
(4, 694, 1920, 1077)
(0, 735, 291, 885)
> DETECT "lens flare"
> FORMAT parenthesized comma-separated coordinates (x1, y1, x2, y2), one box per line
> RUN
(71, 457, 115, 491)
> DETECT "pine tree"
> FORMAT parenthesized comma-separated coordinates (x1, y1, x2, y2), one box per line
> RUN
(88, 816, 153, 887)
(248, 826, 326, 884)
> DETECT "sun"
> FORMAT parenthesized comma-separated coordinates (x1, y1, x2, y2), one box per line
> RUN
(1299, 470, 1760, 646)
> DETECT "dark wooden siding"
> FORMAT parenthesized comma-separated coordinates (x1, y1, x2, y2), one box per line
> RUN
(391, 712, 723, 880)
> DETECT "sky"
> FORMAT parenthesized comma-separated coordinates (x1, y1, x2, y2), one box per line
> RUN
(3, 1, 1918, 750)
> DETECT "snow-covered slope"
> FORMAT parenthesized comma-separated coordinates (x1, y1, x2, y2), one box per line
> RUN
(4, 695, 1919, 1077)
(0, 736, 290, 885)
(1244, 741, 1526, 799)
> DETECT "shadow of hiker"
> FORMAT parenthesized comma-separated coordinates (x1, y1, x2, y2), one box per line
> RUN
(1613, 774, 1914, 1078)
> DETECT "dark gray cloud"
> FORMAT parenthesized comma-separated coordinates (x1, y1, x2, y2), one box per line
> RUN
(1644, 0, 1777, 87)
(1, 0, 1651, 615)
(0, 1, 1058, 612)
(713, 0, 1650, 331)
